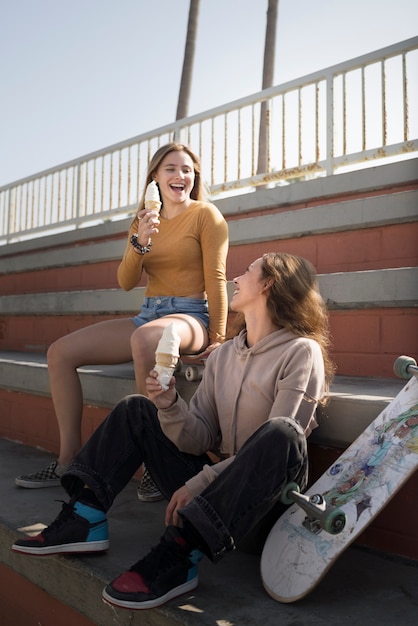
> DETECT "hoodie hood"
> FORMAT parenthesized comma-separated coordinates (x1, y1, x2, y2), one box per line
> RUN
(231, 328, 299, 357)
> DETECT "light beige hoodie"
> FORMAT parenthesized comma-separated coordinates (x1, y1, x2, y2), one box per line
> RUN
(158, 328, 325, 495)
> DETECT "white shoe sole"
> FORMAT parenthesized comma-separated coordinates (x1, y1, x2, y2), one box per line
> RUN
(11, 539, 109, 555)
(15, 478, 61, 488)
(102, 576, 198, 610)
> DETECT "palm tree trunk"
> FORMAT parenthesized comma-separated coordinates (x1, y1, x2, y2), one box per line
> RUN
(176, 0, 200, 121)
(257, 0, 279, 183)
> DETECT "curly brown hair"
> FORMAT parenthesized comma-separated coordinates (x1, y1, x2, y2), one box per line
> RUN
(227, 252, 335, 404)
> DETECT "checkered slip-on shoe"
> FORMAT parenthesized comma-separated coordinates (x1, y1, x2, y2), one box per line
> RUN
(137, 466, 164, 502)
(15, 460, 68, 488)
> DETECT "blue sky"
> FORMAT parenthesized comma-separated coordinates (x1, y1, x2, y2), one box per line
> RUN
(1, 0, 417, 186)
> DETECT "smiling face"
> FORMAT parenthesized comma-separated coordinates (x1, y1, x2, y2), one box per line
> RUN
(230, 257, 265, 313)
(154, 150, 196, 206)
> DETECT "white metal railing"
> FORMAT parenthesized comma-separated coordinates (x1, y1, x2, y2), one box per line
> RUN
(1, 37, 417, 245)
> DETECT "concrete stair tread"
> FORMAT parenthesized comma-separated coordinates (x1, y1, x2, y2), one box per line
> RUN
(0, 350, 406, 448)
(0, 348, 404, 395)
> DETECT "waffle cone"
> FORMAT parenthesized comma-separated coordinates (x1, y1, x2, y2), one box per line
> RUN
(156, 352, 179, 368)
(145, 200, 161, 213)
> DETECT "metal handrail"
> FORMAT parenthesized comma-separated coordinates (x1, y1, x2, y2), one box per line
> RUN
(1, 37, 417, 244)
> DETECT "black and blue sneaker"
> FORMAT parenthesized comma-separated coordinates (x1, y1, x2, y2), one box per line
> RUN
(102, 526, 202, 610)
(12, 498, 109, 555)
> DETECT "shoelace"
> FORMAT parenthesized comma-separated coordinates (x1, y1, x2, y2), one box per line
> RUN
(41, 500, 77, 537)
(129, 535, 188, 582)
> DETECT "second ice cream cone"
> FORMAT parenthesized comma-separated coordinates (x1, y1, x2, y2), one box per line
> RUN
(156, 352, 179, 368)
(154, 365, 176, 390)
(154, 322, 181, 389)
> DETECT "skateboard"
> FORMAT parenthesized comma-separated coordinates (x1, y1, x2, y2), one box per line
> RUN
(261, 355, 418, 603)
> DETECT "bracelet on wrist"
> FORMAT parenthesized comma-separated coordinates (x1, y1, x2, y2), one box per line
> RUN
(130, 234, 152, 255)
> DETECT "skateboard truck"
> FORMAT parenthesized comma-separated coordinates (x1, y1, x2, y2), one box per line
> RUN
(280, 482, 346, 535)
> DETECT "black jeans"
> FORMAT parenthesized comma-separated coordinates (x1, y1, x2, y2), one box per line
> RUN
(62, 395, 308, 562)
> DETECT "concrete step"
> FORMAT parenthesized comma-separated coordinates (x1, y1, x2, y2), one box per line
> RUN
(2, 268, 418, 314)
(1, 438, 418, 626)
(0, 350, 405, 449)
(1, 160, 416, 269)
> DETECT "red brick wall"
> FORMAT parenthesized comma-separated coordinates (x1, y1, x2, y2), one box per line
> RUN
(330, 308, 418, 378)
(1, 217, 417, 376)
(226, 222, 418, 277)
(0, 389, 108, 454)
(1, 222, 417, 297)
(0, 313, 131, 352)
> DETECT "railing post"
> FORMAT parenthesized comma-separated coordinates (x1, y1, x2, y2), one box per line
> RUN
(173, 123, 187, 144)
(5, 188, 11, 244)
(75, 162, 82, 229)
(325, 70, 334, 176)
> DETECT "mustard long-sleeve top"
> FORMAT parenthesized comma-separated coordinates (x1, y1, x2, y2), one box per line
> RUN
(117, 201, 229, 343)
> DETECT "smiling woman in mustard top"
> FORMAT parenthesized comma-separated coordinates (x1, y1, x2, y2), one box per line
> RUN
(15, 143, 229, 492)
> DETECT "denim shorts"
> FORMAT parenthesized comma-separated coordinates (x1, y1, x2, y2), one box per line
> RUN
(131, 296, 209, 329)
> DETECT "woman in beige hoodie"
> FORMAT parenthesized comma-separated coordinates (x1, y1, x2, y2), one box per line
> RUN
(13, 252, 335, 611)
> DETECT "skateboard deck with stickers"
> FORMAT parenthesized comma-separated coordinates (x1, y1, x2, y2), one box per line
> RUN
(261, 356, 418, 603)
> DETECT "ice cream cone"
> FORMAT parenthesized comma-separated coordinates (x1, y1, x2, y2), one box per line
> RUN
(145, 181, 161, 218)
(156, 352, 179, 368)
(154, 323, 181, 389)
(145, 199, 162, 213)
(154, 365, 176, 390)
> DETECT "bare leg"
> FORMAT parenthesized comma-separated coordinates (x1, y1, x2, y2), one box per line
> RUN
(47, 318, 137, 465)
(131, 315, 208, 395)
